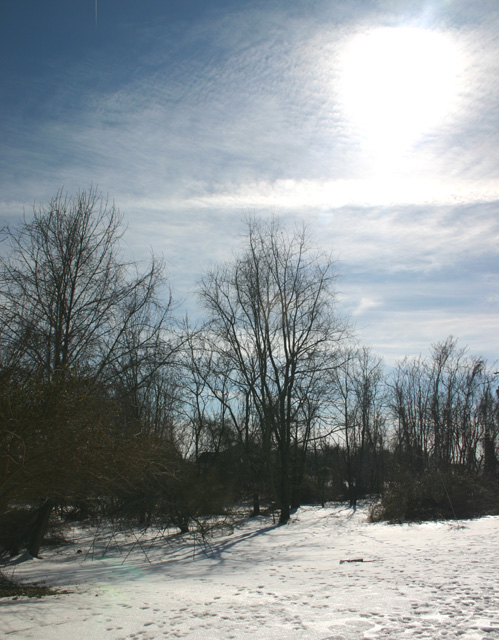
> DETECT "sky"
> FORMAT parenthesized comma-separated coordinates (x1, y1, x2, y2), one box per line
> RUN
(0, 0, 498, 366)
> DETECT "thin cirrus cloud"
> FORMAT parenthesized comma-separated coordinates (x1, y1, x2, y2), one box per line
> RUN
(0, 0, 498, 365)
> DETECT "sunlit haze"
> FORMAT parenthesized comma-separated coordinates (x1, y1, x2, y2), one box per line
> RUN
(339, 28, 463, 163)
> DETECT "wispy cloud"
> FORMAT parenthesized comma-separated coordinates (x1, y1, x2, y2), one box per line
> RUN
(1, 1, 498, 365)
(175, 176, 499, 209)
(352, 296, 382, 317)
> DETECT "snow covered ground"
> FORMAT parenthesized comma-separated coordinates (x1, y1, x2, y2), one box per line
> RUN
(2, 503, 499, 640)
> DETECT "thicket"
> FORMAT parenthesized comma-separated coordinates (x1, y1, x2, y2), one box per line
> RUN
(371, 470, 499, 523)
(372, 338, 499, 522)
(0, 190, 497, 557)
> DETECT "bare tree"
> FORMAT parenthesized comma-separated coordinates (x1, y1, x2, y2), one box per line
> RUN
(0, 188, 175, 555)
(182, 325, 268, 515)
(390, 337, 496, 474)
(0, 187, 170, 383)
(200, 217, 348, 523)
(331, 346, 386, 506)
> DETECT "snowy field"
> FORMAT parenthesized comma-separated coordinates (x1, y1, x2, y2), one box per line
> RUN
(2, 503, 499, 640)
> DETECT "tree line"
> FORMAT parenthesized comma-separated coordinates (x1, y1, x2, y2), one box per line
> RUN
(0, 189, 497, 556)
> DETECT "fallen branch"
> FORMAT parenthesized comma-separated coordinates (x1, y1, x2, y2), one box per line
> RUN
(339, 557, 376, 564)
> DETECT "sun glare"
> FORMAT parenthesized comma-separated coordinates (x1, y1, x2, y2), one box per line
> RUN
(339, 27, 463, 168)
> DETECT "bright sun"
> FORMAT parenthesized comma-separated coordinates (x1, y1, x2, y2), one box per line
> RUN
(339, 27, 463, 168)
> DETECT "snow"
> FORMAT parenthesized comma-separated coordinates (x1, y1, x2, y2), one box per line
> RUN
(2, 503, 499, 639)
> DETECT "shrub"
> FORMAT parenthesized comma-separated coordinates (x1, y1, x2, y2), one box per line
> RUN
(370, 470, 499, 523)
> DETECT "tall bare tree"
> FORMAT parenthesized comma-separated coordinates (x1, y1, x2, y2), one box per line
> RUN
(200, 217, 348, 523)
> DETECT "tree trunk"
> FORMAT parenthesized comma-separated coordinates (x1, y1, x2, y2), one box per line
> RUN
(279, 500, 290, 524)
(290, 447, 304, 510)
(28, 499, 55, 558)
(484, 430, 498, 476)
(290, 480, 301, 511)
(278, 453, 291, 524)
(251, 493, 260, 517)
(348, 480, 357, 508)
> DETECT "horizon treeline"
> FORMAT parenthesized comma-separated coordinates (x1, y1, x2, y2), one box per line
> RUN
(0, 189, 497, 556)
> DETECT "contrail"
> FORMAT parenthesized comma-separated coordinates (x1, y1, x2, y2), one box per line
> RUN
(95, 0, 98, 27)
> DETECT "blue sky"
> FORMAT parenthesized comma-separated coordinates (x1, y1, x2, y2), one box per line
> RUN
(1, 0, 498, 365)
